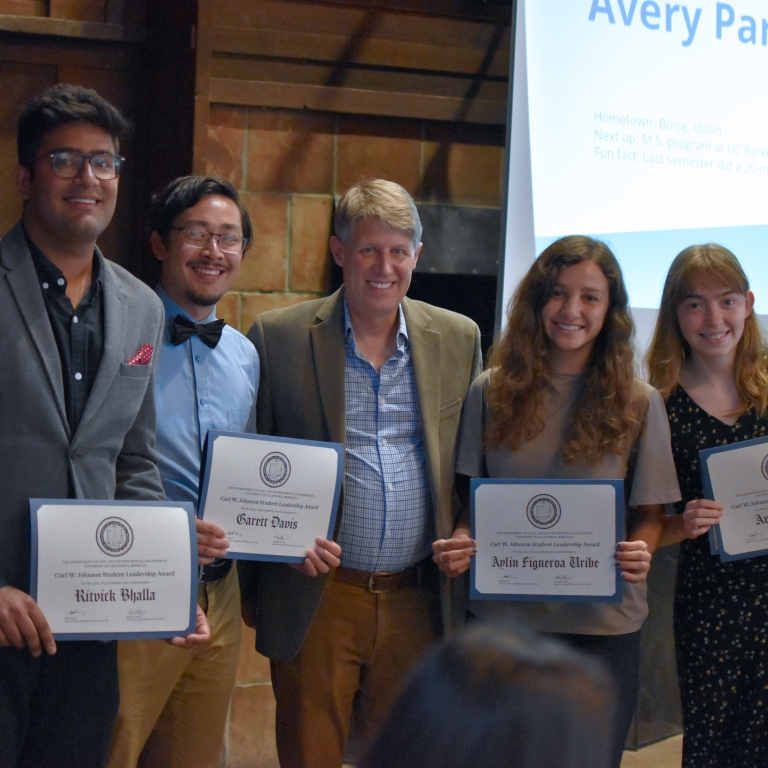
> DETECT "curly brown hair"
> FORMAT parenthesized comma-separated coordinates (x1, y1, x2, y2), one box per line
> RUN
(485, 236, 640, 464)
(646, 243, 768, 415)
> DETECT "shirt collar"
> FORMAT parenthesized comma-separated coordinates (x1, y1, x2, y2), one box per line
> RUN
(155, 283, 217, 328)
(343, 300, 408, 352)
(25, 224, 103, 297)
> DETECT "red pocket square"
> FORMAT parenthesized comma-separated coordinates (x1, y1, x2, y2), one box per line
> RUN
(127, 344, 154, 365)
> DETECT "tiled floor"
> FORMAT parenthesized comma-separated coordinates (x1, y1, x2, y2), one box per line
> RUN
(622, 735, 682, 767)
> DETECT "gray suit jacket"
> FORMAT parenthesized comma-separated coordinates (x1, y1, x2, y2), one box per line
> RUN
(240, 287, 482, 663)
(0, 222, 165, 593)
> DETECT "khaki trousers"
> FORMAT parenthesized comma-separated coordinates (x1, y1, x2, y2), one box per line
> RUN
(107, 565, 242, 768)
(271, 574, 441, 768)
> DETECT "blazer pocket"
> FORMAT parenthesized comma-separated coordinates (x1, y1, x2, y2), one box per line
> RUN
(119, 362, 152, 378)
(439, 396, 463, 423)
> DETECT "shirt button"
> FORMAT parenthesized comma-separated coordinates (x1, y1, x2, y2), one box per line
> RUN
(379, 397, 385, 406)
(74, 372, 83, 381)
(57, 278, 65, 286)
(381, 438, 388, 446)
(200, 398, 205, 405)
(195, 355, 202, 363)
(42, 282, 49, 289)
(72, 316, 79, 324)
(387, 482, 393, 491)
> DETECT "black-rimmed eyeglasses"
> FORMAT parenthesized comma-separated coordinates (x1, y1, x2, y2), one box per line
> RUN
(48, 150, 124, 180)
(170, 226, 246, 255)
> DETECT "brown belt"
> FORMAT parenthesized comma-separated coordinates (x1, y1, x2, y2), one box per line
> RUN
(334, 564, 418, 594)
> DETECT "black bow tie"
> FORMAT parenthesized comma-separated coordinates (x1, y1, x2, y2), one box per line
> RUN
(170, 315, 226, 349)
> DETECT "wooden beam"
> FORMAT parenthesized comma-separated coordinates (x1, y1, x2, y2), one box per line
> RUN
(209, 77, 506, 124)
(299, 0, 512, 23)
(0, 13, 144, 41)
(192, 0, 212, 174)
(211, 25, 509, 78)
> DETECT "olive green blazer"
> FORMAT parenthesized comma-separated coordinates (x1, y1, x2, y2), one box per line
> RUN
(240, 287, 481, 663)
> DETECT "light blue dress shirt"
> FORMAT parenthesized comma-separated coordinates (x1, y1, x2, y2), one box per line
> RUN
(337, 302, 433, 573)
(154, 286, 259, 509)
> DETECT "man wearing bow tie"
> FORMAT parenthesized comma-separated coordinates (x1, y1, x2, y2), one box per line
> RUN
(108, 176, 339, 768)
(105, 175, 252, 768)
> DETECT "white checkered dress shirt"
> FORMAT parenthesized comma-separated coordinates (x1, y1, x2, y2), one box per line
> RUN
(337, 303, 433, 572)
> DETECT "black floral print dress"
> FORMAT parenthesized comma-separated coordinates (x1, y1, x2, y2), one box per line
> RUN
(667, 386, 768, 768)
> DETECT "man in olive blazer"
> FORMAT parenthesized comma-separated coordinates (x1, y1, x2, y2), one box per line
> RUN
(240, 179, 481, 768)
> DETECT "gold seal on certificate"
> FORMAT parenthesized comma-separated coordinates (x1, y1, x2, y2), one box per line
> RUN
(198, 431, 344, 563)
(470, 479, 622, 601)
(701, 436, 768, 562)
(30, 500, 197, 640)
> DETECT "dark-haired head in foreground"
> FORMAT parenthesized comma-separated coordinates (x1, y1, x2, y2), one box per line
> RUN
(359, 625, 615, 768)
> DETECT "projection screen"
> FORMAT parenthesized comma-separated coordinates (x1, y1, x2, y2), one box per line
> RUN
(500, 0, 768, 344)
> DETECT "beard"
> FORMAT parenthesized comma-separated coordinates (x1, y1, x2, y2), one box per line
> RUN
(184, 288, 223, 308)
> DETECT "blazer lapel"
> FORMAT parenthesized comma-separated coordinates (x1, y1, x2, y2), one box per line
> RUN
(403, 298, 441, 514)
(1, 223, 69, 435)
(310, 290, 346, 445)
(74, 255, 125, 438)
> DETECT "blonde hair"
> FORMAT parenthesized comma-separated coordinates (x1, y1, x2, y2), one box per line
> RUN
(647, 243, 768, 415)
(486, 236, 641, 464)
(334, 178, 422, 247)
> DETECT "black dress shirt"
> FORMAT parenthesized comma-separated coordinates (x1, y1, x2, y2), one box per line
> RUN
(27, 231, 104, 434)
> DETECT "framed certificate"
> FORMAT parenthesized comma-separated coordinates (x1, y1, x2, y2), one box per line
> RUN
(198, 431, 343, 563)
(30, 500, 197, 641)
(470, 479, 623, 601)
(700, 436, 768, 562)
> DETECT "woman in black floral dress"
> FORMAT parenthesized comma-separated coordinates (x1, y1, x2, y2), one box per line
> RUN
(648, 244, 768, 768)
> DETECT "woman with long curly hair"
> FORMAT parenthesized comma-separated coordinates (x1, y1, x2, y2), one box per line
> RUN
(432, 236, 680, 768)
(648, 244, 768, 768)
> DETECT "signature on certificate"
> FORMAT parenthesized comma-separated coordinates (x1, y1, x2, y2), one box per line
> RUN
(67, 609, 85, 617)
(127, 608, 147, 617)
(227, 530, 243, 539)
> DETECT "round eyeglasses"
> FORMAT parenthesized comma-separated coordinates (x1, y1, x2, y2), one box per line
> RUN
(48, 150, 124, 180)
(170, 226, 246, 255)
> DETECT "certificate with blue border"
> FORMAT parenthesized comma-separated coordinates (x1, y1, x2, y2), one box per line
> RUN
(470, 479, 623, 601)
(198, 431, 343, 563)
(700, 436, 768, 562)
(30, 500, 197, 641)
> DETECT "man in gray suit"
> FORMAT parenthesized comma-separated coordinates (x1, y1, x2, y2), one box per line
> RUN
(0, 85, 195, 768)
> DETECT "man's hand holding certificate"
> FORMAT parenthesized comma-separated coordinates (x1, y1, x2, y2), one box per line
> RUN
(198, 431, 343, 563)
(701, 435, 768, 561)
(470, 479, 623, 601)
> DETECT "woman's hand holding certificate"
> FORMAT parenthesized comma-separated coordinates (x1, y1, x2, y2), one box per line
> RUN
(681, 499, 724, 539)
(700, 435, 768, 561)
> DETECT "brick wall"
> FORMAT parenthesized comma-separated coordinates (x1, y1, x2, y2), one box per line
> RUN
(205, 104, 505, 335)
